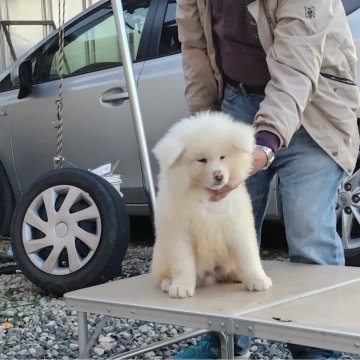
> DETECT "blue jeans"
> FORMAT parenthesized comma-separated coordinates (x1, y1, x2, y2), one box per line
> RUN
(221, 84, 344, 358)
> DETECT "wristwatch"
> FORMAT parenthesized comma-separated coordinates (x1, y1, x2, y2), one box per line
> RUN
(255, 145, 275, 170)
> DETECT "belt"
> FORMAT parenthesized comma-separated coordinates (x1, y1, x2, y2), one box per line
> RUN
(225, 77, 266, 95)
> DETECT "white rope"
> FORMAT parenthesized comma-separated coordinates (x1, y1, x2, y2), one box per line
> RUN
(54, 0, 65, 169)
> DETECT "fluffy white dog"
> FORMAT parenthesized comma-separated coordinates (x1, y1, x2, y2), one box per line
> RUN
(151, 111, 272, 298)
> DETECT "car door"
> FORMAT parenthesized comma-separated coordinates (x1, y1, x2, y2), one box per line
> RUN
(10, 0, 156, 207)
(344, 0, 360, 85)
(136, 0, 188, 179)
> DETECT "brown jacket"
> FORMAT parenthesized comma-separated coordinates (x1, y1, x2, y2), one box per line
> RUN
(176, 0, 360, 174)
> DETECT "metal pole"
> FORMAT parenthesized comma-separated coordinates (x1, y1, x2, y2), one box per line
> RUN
(111, 0, 156, 214)
(109, 329, 209, 359)
(77, 311, 89, 359)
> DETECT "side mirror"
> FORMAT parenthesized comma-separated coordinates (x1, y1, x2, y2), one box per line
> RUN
(16, 61, 33, 99)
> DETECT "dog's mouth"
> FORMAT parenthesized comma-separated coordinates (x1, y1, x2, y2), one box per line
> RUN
(207, 182, 226, 191)
(207, 184, 232, 202)
(208, 176, 229, 190)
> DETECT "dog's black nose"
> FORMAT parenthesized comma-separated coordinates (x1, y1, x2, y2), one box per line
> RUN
(213, 171, 224, 182)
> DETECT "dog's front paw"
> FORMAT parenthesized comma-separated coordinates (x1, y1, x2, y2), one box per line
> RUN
(245, 274, 272, 291)
(168, 283, 195, 298)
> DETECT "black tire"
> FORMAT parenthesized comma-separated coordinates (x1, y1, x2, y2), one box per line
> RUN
(345, 248, 360, 266)
(0, 162, 15, 237)
(11, 168, 130, 296)
(336, 165, 360, 266)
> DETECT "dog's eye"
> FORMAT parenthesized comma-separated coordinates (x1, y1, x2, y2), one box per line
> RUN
(220, 155, 226, 160)
(197, 158, 207, 164)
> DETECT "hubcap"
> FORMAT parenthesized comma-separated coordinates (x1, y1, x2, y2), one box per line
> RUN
(55, 222, 68, 237)
(336, 169, 360, 250)
(22, 185, 102, 275)
(338, 192, 350, 207)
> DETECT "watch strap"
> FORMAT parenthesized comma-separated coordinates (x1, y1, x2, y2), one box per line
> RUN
(255, 144, 275, 170)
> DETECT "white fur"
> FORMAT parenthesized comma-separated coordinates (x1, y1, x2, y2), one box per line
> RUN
(151, 111, 272, 298)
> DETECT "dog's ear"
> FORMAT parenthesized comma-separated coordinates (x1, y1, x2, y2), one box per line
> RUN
(230, 122, 255, 153)
(153, 136, 184, 167)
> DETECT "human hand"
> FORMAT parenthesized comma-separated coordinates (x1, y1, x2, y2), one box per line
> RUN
(250, 147, 268, 175)
(209, 184, 236, 202)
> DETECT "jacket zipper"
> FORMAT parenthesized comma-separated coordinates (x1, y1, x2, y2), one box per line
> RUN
(320, 72, 357, 86)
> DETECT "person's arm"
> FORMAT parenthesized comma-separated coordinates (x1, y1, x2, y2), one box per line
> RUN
(254, 0, 333, 147)
(176, 0, 218, 113)
(251, 131, 280, 174)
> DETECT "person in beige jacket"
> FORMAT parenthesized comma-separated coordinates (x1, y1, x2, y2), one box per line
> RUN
(174, 0, 360, 359)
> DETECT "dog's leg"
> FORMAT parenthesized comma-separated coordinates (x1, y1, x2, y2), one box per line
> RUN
(152, 226, 197, 297)
(167, 240, 197, 298)
(232, 231, 272, 291)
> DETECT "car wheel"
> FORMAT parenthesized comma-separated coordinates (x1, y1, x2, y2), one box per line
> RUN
(11, 168, 130, 296)
(0, 162, 15, 237)
(336, 167, 360, 266)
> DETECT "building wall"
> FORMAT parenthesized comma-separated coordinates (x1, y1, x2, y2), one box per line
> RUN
(0, 0, 100, 71)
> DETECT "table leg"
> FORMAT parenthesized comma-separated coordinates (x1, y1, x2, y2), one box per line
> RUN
(77, 311, 89, 359)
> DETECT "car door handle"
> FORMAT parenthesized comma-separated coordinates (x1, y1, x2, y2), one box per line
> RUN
(0, 110, 9, 116)
(102, 93, 129, 102)
(101, 88, 129, 105)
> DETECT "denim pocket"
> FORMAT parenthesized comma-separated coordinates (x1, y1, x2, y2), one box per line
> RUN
(223, 85, 239, 101)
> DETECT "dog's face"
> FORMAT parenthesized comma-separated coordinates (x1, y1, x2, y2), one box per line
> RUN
(153, 111, 255, 191)
(181, 142, 238, 191)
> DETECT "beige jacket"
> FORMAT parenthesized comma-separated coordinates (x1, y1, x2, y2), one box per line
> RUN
(176, 0, 360, 174)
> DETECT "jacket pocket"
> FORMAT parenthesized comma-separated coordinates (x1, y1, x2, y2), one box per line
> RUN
(320, 73, 357, 86)
(223, 84, 240, 101)
(320, 73, 360, 115)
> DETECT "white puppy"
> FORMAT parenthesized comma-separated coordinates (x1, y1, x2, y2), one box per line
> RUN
(151, 111, 272, 298)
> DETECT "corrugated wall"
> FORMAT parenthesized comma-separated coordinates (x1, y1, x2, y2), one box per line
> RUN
(0, 0, 100, 71)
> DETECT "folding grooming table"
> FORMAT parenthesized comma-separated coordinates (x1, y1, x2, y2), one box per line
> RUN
(64, 261, 360, 359)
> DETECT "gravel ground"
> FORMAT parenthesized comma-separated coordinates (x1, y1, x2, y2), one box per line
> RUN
(0, 243, 358, 360)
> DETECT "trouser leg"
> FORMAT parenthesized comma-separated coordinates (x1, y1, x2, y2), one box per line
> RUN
(276, 126, 344, 265)
(275, 126, 344, 358)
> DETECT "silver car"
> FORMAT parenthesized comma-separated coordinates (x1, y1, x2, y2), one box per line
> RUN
(0, 0, 359, 295)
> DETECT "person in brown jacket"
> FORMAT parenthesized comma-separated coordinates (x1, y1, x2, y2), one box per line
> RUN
(174, 0, 360, 359)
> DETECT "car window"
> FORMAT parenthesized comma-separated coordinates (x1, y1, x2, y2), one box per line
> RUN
(342, 0, 360, 15)
(158, 2, 181, 56)
(0, 73, 14, 93)
(34, 0, 150, 83)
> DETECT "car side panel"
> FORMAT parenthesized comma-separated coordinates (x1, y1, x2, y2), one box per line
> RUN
(0, 93, 19, 197)
(10, 65, 146, 205)
(347, 9, 360, 87)
(137, 53, 188, 180)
